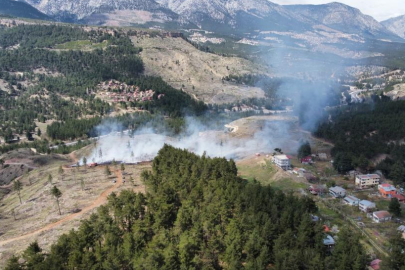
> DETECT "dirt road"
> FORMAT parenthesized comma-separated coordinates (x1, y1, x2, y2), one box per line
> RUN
(0, 169, 123, 247)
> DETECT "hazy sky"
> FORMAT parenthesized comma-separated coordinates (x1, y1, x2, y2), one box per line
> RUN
(271, 0, 405, 21)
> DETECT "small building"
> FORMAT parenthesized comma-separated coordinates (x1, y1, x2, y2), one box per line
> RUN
(392, 193, 405, 203)
(355, 174, 380, 189)
(329, 186, 346, 198)
(323, 235, 335, 250)
(272, 155, 291, 170)
(293, 167, 306, 177)
(372, 210, 392, 223)
(359, 200, 376, 213)
(309, 185, 326, 195)
(318, 153, 328, 160)
(343, 195, 360, 206)
(369, 259, 381, 270)
(378, 184, 397, 198)
(301, 156, 313, 164)
(304, 172, 317, 182)
(398, 225, 405, 232)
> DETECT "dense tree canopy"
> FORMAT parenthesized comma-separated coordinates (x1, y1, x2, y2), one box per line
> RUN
(0, 24, 207, 142)
(315, 98, 405, 180)
(7, 146, 368, 270)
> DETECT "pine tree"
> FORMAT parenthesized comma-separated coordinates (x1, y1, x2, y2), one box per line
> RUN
(82, 157, 87, 168)
(105, 165, 111, 176)
(13, 180, 23, 204)
(389, 198, 402, 217)
(11, 208, 16, 221)
(48, 174, 53, 185)
(298, 141, 311, 159)
(58, 165, 64, 181)
(4, 256, 22, 270)
(80, 178, 85, 191)
(51, 186, 62, 215)
(390, 162, 405, 186)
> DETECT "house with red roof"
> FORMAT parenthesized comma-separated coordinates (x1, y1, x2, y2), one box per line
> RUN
(392, 193, 405, 203)
(301, 156, 313, 164)
(372, 211, 392, 223)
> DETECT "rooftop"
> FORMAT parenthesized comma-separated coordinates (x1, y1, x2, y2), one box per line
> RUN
(379, 184, 396, 192)
(393, 194, 405, 200)
(373, 210, 392, 219)
(359, 200, 375, 207)
(398, 225, 405, 232)
(274, 155, 290, 160)
(323, 235, 335, 246)
(357, 174, 380, 179)
(330, 186, 346, 193)
(344, 195, 360, 202)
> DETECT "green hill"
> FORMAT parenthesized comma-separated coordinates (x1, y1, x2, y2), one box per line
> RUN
(0, 0, 51, 20)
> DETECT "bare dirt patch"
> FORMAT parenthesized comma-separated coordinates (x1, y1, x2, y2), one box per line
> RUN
(131, 36, 268, 104)
(0, 161, 150, 268)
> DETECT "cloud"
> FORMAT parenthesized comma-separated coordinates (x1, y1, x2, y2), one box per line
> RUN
(272, 0, 405, 21)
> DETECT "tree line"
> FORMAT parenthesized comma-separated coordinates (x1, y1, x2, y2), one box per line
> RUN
(315, 97, 405, 185)
(6, 145, 369, 269)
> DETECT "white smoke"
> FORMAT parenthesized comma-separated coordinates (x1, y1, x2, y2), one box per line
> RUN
(85, 116, 299, 164)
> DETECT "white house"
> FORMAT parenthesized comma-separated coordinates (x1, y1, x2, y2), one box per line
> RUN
(329, 186, 346, 198)
(343, 195, 360, 206)
(272, 155, 291, 170)
(355, 174, 380, 189)
(359, 200, 376, 213)
(373, 211, 392, 223)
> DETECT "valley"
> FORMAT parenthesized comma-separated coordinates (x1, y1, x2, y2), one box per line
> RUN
(1, 0, 405, 269)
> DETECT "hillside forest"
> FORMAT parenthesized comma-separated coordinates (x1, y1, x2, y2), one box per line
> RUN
(5, 145, 370, 270)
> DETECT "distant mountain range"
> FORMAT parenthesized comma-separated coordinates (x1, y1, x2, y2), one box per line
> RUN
(382, 15, 405, 39)
(0, 0, 50, 20)
(2, 0, 405, 43)
(285, 3, 395, 40)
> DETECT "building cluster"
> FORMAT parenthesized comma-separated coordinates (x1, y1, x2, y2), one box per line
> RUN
(325, 183, 404, 223)
(98, 80, 164, 103)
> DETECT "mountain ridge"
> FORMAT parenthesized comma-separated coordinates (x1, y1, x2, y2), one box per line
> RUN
(13, 0, 405, 42)
(382, 14, 405, 39)
(285, 2, 398, 40)
(0, 0, 51, 20)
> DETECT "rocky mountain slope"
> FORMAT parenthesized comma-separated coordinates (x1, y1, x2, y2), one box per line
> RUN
(18, 0, 401, 41)
(285, 2, 398, 40)
(21, 0, 179, 24)
(157, 0, 313, 33)
(0, 0, 50, 20)
(382, 15, 405, 39)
